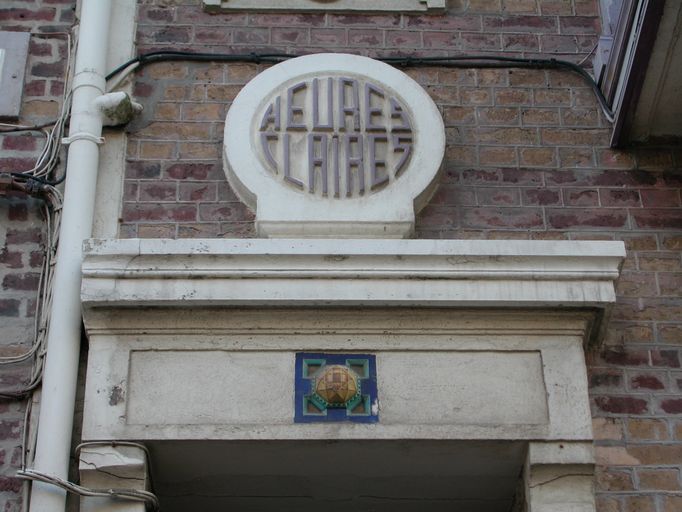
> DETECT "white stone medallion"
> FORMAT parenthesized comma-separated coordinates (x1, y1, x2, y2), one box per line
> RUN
(223, 53, 445, 238)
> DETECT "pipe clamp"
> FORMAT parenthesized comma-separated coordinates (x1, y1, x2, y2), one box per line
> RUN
(62, 132, 105, 145)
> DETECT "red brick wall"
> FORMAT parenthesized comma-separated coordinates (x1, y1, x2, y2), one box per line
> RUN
(127, 2, 682, 510)
(0, 1, 75, 510)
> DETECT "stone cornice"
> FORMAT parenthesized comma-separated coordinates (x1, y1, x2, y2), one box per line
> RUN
(81, 238, 624, 312)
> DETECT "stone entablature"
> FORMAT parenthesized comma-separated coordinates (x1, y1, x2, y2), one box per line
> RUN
(79, 237, 624, 511)
(203, 0, 446, 13)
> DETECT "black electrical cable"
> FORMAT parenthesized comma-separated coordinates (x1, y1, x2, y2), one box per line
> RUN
(105, 50, 615, 118)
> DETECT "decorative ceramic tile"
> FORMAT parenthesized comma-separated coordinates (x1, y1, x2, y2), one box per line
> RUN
(295, 353, 378, 423)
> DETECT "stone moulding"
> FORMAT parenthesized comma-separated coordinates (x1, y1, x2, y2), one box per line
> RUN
(81, 238, 625, 344)
(203, 0, 446, 13)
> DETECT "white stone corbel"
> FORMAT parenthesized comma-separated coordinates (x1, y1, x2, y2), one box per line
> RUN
(79, 445, 150, 512)
(524, 441, 597, 512)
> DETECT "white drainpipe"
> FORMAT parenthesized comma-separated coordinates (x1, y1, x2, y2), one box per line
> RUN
(28, 1, 112, 511)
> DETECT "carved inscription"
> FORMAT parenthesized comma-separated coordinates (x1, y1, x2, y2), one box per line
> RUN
(258, 75, 414, 198)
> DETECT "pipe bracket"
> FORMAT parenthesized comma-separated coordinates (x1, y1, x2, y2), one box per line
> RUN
(62, 132, 105, 145)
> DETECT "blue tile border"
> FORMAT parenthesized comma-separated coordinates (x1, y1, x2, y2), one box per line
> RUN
(294, 352, 379, 423)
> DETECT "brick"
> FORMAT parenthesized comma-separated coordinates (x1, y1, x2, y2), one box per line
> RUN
(623, 496, 656, 512)
(136, 122, 211, 140)
(8, 203, 28, 222)
(462, 207, 543, 229)
(0, 249, 22, 269)
(575, 0, 600, 16)
(494, 88, 532, 105)
(140, 142, 176, 160)
(137, 224, 176, 238)
(468, 0, 502, 13)
(651, 349, 680, 367)
(477, 106, 519, 124)
(631, 374, 665, 390)
(540, 0, 573, 15)
(521, 108, 560, 126)
(548, 208, 628, 229)
(198, 203, 255, 222)
(385, 30, 421, 48)
(438, 69, 480, 86)
(0, 300, 20, 317)
(665, 496, 682, 512)
(138, 182, 177, 202)
(660, 274, 682, 296)
(589, 369, 623, 389)
(461, 88, 493, 106)
(139, 7, 174, 23)
(600, 189, 641, 207)
(2, 135, 37, 151)
(561, 107, 599, 127)
(478, 146, 517, 166)
(594, 496, 619, 512)
(125, 162, 161, 179)
(632, 210, 682, 230)
(593, 417, 624, 441)
(177, 142, 221, 160)
(594, 446, 641, 466)
(523, 188, 561, 205)
(502, 33, 539, 51)
(660, 398, 682, 414)
(637, 469, 680, 490)
(2, 273, 40, 291)
(271, 28, 308, 45)
(461, 32, 500, 51)
(483, 15, 558, 33)
(595, 468, 634, 491)
(430, 185, 476, 206)
(5, 228, 42, 245)
(628, 444, 682, 465)
(20, 99, 59, 118)
(640, 189, 681, 207)
(426, 85, 459, 104)
(638, 253, 680, 271)
(140, 26, 192, 44)
(206, 84, 242, 101)
(476, 187, 519, 205)
(423, 31, 460, 49)
(627, 418, 669, 441)
(179, 183, 218, 202)
(659, 325, 682, 344)
(349, 29, 383, 46)
(164, 163, 221, 181)
(541, 34, 578, 53)
(661, 236, 682, 251)
(563, 188, 598, 206)
(310, 29, 347, 47)
(542, 128, 609, 145)
(182, 103, 224, 121)
(443, 106, 476, 125)
(519, 147, 556, 167)
(177, 222, 223, 238)
(194, 26, 231, 44)
(329, 14, 400, 27)
(557, 147, 594, 168)
(477, 69, 508, 86)
(405, 14, 482, 31)
(475, 127, 538, 145)
(559, 16, 600, 35)
(594, 396, 648, 414)
(0, 8, 56, 22)
(233, 28, 269, 45)
(122, 203, 197, 223)
(502, 0, 538, 14)
(616, 272, 657, 297)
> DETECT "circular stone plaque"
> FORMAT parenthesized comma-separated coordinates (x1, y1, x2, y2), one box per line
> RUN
(223, 53, 445, 238)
